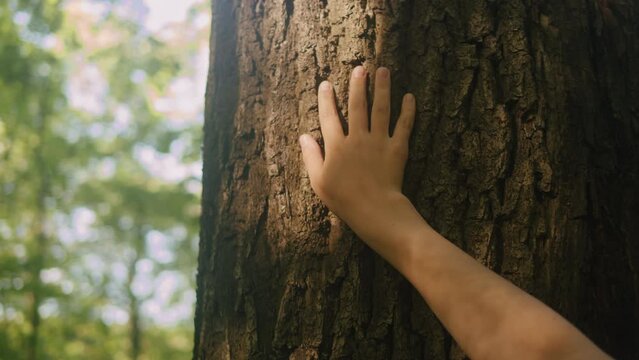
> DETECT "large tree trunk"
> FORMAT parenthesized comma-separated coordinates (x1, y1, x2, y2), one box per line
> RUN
(194, 0, 639, 359)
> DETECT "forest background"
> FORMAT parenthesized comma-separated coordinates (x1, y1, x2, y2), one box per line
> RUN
(0, 0, 209, 359)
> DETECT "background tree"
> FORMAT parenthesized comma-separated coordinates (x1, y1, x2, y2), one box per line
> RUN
(1, 1, 208, 358)
(0, 1, 68, 358)
(194, 0, 639, 359)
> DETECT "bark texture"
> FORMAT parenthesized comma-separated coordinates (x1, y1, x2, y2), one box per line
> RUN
(194, 0, 639, 359)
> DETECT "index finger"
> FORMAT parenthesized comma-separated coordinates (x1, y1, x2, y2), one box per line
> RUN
(317, 80, 345, 146)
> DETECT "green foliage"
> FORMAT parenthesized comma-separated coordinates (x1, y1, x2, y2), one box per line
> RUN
(0, 0, 207, 358)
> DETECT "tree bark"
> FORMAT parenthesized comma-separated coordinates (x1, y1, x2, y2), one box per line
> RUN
(194, 0, 639, 359)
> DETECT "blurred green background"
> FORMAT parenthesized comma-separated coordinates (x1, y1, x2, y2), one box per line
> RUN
(0, 0, 209, 358)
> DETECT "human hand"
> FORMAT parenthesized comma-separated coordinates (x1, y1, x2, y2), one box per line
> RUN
(299, 65, 416, 227)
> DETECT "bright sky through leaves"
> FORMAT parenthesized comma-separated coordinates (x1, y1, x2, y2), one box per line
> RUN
(61, 0, 209, 327)
(0, 0, 210, 357)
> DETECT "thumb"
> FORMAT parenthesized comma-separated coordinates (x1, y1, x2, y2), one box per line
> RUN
(299, 134, 323, 182)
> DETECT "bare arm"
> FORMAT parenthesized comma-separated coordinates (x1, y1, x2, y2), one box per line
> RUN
(298, 65, 611, 360)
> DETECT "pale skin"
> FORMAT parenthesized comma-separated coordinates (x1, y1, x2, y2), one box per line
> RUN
(298, 65, 612, 360)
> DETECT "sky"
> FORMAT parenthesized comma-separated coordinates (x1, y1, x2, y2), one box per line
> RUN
(143, 0, 203, 33)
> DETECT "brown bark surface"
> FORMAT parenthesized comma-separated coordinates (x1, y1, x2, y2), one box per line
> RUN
(194, 0, 639, 359)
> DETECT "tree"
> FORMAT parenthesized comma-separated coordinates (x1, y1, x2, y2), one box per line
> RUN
(194, 0, 639, 359)
(0, 1, 67, 358)
(1, 1, 205, 358)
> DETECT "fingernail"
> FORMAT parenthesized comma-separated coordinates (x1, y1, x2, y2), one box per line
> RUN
(353, 65, 365, 78)
(320, 81, 331, 91)
(299, 134, 309, 146)
(378, 67, 389, 79)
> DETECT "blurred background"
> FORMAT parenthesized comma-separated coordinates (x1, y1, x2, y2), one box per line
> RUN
(0, 0, 209, 358)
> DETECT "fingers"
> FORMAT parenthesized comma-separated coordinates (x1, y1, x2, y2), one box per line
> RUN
(299, 134, 323, 183)
(371, 67, 391, 136)
(392, 93, 416, 144)
(347, 65, 369, 135)
(318, 81, 345, 147)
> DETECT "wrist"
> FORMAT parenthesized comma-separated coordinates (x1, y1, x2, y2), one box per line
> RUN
(340, 191, 429, 274)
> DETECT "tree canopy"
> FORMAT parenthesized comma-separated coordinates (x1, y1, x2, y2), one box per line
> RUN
(0, 1, 208, 358)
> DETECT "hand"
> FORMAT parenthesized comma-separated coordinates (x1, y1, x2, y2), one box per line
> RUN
(299, 65, 416, 228)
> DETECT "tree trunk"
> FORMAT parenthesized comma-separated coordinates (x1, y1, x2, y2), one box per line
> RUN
(28, 105, 50, 360)
(127, 250, 142, 360)
(194, 0, 639, 359)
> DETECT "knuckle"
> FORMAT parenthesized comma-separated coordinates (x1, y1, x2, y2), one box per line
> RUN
(399, 116, 412, 129)
(371, 138, 386, 151)
(390, 142, 409, 159)
(373, 102, 390, 115)
(347, 135, 364, 147)
(352, 97, 367, 110)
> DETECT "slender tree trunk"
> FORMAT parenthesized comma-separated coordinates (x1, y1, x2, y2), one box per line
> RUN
(195, 0, 639, 359)
(28, 106, 49, 360)
(127, 254, 141, 360)
(127, 232, 145, 360)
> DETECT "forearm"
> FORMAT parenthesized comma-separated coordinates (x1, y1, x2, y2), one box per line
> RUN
(346, 192, 610, 360)
(335, 190, 425, 275)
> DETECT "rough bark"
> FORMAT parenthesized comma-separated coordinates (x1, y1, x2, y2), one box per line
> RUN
(194, 0, 639, 359)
